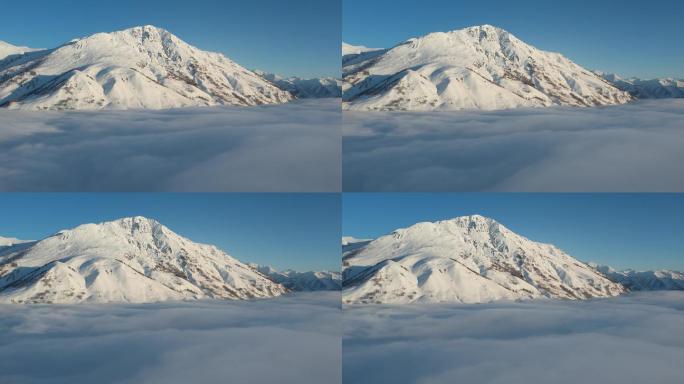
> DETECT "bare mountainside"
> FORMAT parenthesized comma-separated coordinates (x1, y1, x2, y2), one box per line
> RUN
(0, 216, 287, 303)
(343, 215, 624, 304)
(343, 25, 632, 111)
(0, 25, 293, 110)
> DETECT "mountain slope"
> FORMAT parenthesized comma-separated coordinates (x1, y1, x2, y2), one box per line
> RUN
(0, 41, 42, 61)
(343, 215, 624, 304)
(0, 217, 287, 303)
(599, 73, 684, 99)
(593, 264, 684, 291)
(343, 25, 632, 111)
(256, 71, 342, 98)
(0, 236, 32, 247)
(251, 264, 341, 291)
(0, 25, 293, 110)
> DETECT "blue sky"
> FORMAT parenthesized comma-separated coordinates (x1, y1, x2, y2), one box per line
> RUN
(0, 193, 340, 272)
(343, 194, 684, 271)
(0, 0, 340, 78)
(343, 0, 684, 79)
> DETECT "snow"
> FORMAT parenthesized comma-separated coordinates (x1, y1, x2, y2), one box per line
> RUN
(599, 73, 684, 99)
(0, 98, 340, 191)
(341, 42, 383, 56)
(255, 266, 342, 291)
(0, 26, 293, 110)
(341, 236, 371, 246)
(0, 41, 42, 61)
(343, 215, 623, 304)
(0, 236, 32, 247)
(0, 291, 340, 384)
(593, 264, 684, 290)
(343, 291, 684, 384)
(343, 25, 631, 111)
(0, 216, 287, 304)
(256, 71, 342, 98)
(343, 99, 684, 191)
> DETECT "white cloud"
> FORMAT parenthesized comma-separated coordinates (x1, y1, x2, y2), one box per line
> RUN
(0, 99, 341, 192)
(343, 99, 684, 191)
(0, 292, 341, 384)
(343, 292, 684, 384)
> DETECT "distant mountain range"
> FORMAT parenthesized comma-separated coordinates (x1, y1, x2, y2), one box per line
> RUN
(0, 217, 290, 304)
(343, 215, 625, 304)
(596, 72, 684, 99)
(255, 71, 341, 98)
(590, 264, 684, 291)
(0, 26, 338, 111)
(250, 264, 341, 291)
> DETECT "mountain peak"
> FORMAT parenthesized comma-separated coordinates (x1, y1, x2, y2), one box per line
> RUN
(343, 24, 632, 111)
(0, 26, 293, 110)
(0, 218, 287, 304)
(462, 24, 508, 34)
(343, 216, 624, 304)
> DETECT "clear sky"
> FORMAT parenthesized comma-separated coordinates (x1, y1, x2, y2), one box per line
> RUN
(343, 0, 684, 79)
(0, 0, 340, 78)
(0, 193, 340, 272)
(343, 194, 684, 271)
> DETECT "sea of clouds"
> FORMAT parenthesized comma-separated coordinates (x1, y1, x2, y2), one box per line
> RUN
(0, 292, 341, 384)
(343, 99, 684, 191)
(0, 99, 340, 192)
(343, 291, 684, 384)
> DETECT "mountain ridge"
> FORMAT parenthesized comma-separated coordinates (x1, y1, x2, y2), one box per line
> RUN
(0, 216, 287, 303)
(590, 263, 684, 291)
(343, 25, 632, 111)
(0, 25, 294, 110)
(343, 215, 625, 304)
(249, 264, 342, 291)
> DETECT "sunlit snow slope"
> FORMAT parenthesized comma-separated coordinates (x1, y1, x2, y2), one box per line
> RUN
(343, 215, 624, 304)
(0, 26, 293, 110)
(0, 41, 42, 61)
(0, 217, 287, 303)
(343, 25, 632, 111)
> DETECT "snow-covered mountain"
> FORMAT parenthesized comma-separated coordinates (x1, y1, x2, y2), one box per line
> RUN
(343, 215, 625, 304)
(342, 42, 385, 67)
(251, 264, 341, 291)
(598, 73, 684, 99)
(592, 264, 684, 291)
(342, 42, 384, 57)
(256, 71, 341, 98)
(0, 25, 293, 110)
(343, 25, 632, 111)
(0, 217, 287, 304)
(341, 236, 371, 246)
(0, 236, 32, 247)
(0, 41, 42, 61)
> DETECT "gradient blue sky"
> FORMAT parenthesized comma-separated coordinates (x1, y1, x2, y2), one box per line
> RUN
(343, 194, 684, 271)
(0, 0, 340, 78)
(0, 194, 340, 272)
(344, 0, 684, 79)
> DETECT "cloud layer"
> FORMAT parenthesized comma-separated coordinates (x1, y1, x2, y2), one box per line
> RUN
(343, 292, 684, 384)
(0, 99, 340, 192)
(343, 99, 684, 191)
(0, 292, 341, 384)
